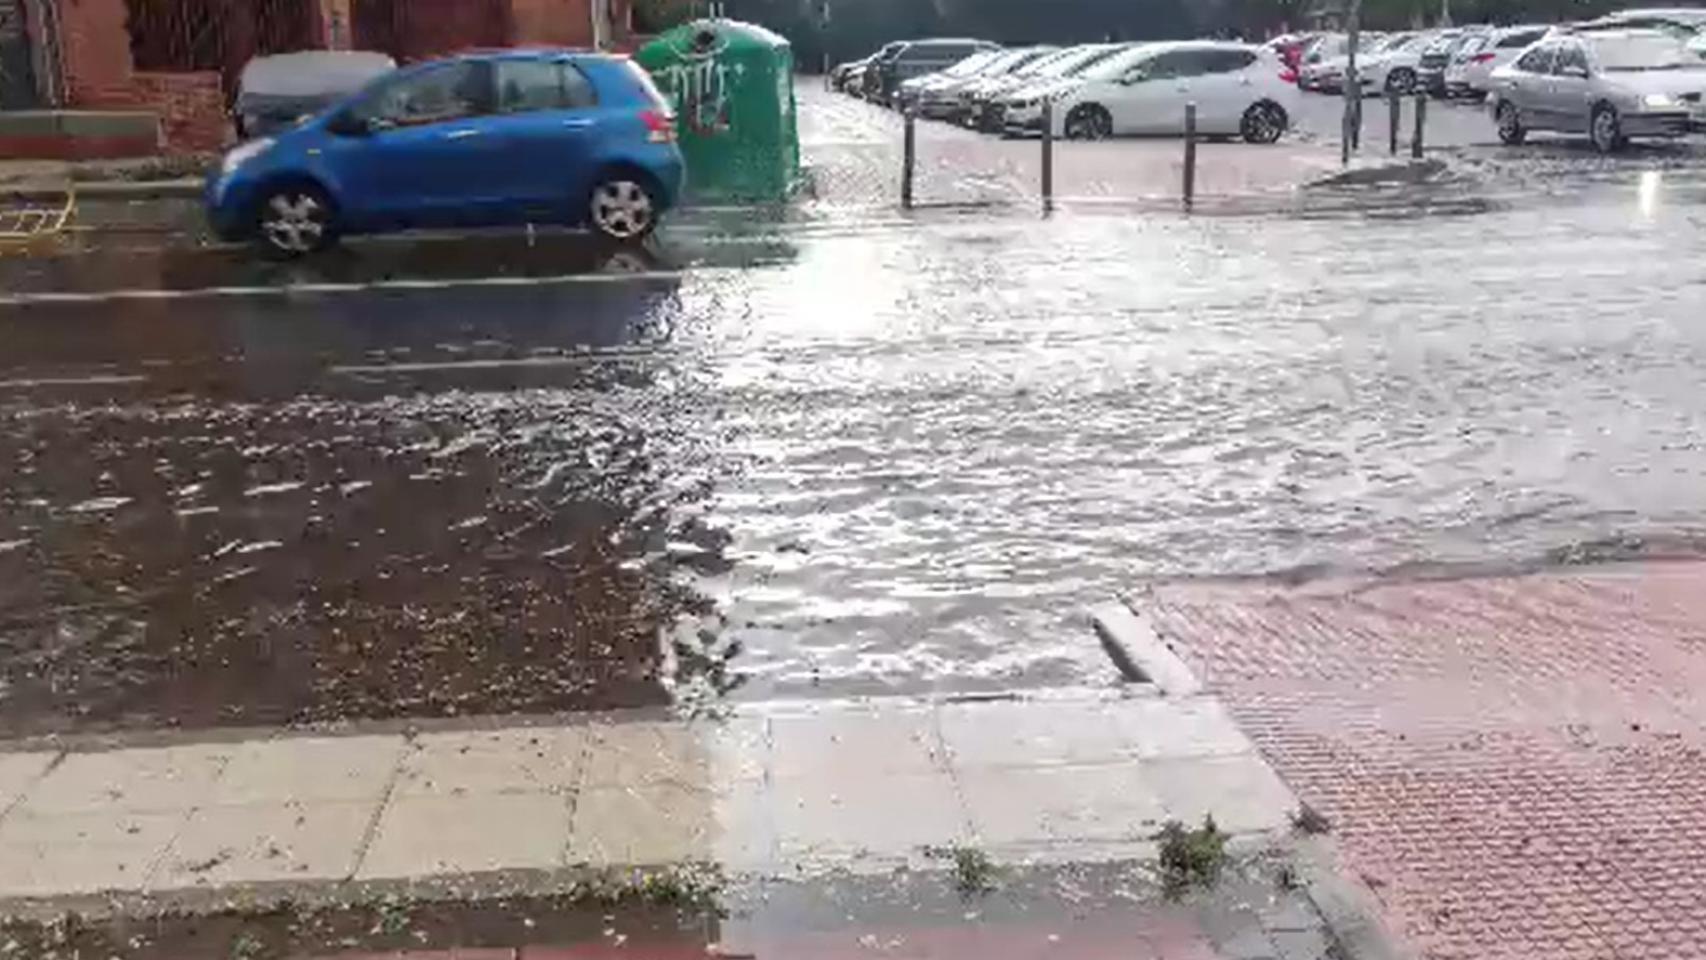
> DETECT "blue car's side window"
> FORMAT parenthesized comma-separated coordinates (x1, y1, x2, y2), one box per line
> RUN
(357, 61, 493, 129)
(494, 60, 598, 115)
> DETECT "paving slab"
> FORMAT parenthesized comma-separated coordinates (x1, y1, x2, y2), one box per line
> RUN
(156, 799, 376, 887)
(1144, 755, 1297, 836)
(18, 743, 231, 814)
(0, 751, 57, 813)
(357, 792, 572, 880)
(397, 728, 585, 799)
(565, 783, 718, 868)
(772, 767, 969, 863)
(0, 808, 185, 897)
(210, 735, 403, 805)
(959, 760, 1167, 854)
(770, 704, 944, 779)
(938, 697, 1148, 769)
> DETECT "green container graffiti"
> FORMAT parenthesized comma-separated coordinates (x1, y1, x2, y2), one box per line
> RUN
(636, 19, 801, 204)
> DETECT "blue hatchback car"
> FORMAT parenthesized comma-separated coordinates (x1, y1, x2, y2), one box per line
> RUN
(207, 50, 685, 257)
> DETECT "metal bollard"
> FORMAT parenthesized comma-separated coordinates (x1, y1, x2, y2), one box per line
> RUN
(902, 109, 916, 209)
(1183, 102, 1197, 211)
(1412, 93, 1426, 159)
(1388, 92, 1400, 156)
(1412, 92, 1426, 158)
(1041, 100, 1055, 214)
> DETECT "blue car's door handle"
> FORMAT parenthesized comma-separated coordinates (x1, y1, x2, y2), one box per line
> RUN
(445, 129, 482, 140)
(560, 118, 594, 130)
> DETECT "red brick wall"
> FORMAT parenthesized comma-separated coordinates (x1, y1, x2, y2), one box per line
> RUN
(507, 0, 633, 50)
(134, 71, 229, 152)
(509, 0, 587, 47)
(56, 0, 136, 105)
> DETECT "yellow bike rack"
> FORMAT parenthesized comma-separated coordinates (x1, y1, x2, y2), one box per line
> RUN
(0, 188, 77, 254)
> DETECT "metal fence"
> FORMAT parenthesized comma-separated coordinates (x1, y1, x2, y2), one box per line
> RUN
(123, 0, 316, 96)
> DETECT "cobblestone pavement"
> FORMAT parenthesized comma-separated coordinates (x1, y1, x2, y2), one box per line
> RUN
(1143, 561, 1706, 960)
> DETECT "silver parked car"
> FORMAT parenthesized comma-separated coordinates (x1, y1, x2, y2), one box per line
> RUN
(1489, 29, 1706, 153)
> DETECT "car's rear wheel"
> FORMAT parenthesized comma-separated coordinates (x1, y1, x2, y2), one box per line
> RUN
(588, 176, 659, 243)
(1495, 101, 1526, 145)
(1385, 68, 1417, 95)
(1064, 104, 1112, 140)
(1241, 101, 1287, 144)
(254, 183, 336, 259)
(1590, 103, 1623, 154)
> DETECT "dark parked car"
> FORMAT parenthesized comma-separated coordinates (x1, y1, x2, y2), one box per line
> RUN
(863, 38, 998, 104)
(833, 43, 902, 94)
(235, 50, 397, 139)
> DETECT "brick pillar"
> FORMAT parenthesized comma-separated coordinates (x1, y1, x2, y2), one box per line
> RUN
(317, 0, 351, 49)
(54, 0, 139, 107)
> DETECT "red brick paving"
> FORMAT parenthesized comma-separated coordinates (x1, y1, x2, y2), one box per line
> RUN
(1146, 561, 1706, 960)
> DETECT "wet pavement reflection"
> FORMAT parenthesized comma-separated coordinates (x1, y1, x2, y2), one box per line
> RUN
(4, 161, 1706, 735)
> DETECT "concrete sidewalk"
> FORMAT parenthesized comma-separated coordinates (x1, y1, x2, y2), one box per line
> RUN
(0, 691, 1295, 911)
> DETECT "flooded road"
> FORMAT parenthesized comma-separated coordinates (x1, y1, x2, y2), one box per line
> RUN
(4, 158, 1706, 734)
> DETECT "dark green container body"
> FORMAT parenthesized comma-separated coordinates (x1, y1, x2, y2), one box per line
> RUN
(637, 19, 801, 203)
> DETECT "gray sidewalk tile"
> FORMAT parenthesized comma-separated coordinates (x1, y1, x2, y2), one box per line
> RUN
(773, 769, 968, 861)
(959, 761, 1167, 851)
(1143, 754, 1296, 835)
(0, 809, 185, 897)
(210, 735, 404, 805)
(19, 744, 231, 814)
(581, 721, 715, 788)
(397, 728, 586, 798)
(1118, 698, 1253, 759)
(939, 699, 1142, 769)
(565, 782, 748, 868)
(771, 706, 945, 780)
(0, 752, 58, 813)
(155, 800, 375, 888)
(356, 791, 572, 880)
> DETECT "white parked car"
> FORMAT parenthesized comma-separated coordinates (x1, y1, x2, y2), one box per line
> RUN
(1577, 8, 1706, 59)
(1444, 25, 1550, 99)
(1303, 34, 1387, 93)
(1008, 41, 1298, 142)
(1358, 33, 1431, 94)
(1489, 29, 1706, 153)
(1298, 34, 1348, 91)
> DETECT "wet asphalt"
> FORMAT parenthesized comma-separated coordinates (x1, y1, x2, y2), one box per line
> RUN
(3, 88, 1706, 735)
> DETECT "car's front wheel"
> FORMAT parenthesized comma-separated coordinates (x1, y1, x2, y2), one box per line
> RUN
(1241, 101, 1287, 144)
(254, 183, 336, 259)
(1590, 103, 1623, 154)
(588, 176, 659, 243)
(1495, 101, 1527, 145)
(1064, 104, 1112, 140)
(1385, 68, 1416, 95)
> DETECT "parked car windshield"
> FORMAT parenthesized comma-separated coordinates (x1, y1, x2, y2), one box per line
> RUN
(1081, 46, 1157, 80)
(1036, 46, 1116, 78)
(979, 48, 1040, 75)
(943, 50, 1002, 76)
(1588, 33, 1698, 69)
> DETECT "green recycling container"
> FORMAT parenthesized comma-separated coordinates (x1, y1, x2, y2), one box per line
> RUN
(636, 19, 801, 203)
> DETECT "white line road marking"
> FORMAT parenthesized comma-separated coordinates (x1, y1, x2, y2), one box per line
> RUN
(0, 269, 694, 308)
(329, 355, 646, 375)
(0, 375, 149, 388)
